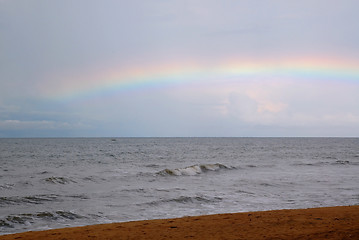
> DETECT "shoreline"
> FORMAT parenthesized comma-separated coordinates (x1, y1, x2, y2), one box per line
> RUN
(1, 205, 358, 239)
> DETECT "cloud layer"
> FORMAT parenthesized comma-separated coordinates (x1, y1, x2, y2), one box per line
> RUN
(1, 0, 359, 137)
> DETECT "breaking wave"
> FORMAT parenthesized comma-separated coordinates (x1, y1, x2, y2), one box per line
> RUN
(0, 194, 60, 206)
(157, 163, 234, 176)
(0, 194, 89, 207)
(141, 195, 222, 206)
(0, 211, 84, 229)
(0, 184, 14, 190)
(43, 177, 77, 184)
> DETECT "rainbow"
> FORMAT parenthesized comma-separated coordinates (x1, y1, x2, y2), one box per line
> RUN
(44, 56, 359, 102)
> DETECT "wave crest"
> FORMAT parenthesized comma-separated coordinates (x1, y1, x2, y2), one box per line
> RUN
(43, 177, 76, 184)
(0, 183, 14, 190)
(157, 163, 233, 176)
(0, 194, 60, 206)
(0, 211, 84, 229)
(141, 195, 222, 206)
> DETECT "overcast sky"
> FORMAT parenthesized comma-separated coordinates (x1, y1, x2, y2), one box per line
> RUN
(1, 0, 359, 137)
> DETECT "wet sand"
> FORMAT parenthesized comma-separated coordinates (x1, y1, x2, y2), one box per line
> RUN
(1, 205, 358, 240)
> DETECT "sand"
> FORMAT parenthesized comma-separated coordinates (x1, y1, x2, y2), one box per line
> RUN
(1, 205, 358, 240)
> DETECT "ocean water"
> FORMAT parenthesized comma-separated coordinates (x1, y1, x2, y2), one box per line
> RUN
(0, 137, 358, 235)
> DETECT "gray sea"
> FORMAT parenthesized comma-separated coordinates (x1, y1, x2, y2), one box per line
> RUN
(1, 137, 358, 235)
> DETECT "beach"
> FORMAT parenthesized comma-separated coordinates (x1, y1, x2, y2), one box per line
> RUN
(1, 205, 358, 240)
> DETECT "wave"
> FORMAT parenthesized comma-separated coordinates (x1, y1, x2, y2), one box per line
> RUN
(293, 160, 358, 167)
(157, 163, 234, 176)
(0, 183, 14, 190)
(0, 211, 84, 229)
(141, 195, 222, 206)
(292, 161, 329, 167)
(65, 194, 90, 200)
(331, 160, 351, 165)
(0, 194, 60, 206)
(43, 176, 77, 184)
(0, 194, 90, 207)
(81, 176, 107, 183)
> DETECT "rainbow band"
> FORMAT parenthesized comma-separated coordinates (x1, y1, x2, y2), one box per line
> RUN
(45, 57, 359, 102)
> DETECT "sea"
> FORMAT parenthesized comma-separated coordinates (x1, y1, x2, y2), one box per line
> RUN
(0, 137, 358, 235)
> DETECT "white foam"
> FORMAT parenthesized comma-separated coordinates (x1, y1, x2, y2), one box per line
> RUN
(179, 165, 202, 175)
(159, 163, 231, 176)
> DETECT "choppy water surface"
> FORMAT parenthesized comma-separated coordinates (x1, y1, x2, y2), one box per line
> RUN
(1, 138, 358, 234)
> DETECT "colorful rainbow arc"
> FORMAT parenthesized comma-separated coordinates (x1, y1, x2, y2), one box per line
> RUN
(46, 58, 359, 102)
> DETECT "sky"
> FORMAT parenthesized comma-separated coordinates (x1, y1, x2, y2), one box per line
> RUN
(1, 0, 359, 137)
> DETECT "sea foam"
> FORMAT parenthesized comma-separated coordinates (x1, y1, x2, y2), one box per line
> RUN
(157, 163, 233, 176)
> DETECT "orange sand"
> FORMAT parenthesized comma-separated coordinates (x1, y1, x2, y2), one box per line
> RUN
(1, 206, 358, 240)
